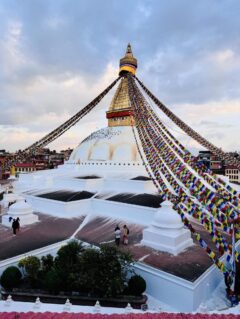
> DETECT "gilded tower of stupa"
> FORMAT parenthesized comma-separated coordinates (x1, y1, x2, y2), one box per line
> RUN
(106, 44, 137, 127)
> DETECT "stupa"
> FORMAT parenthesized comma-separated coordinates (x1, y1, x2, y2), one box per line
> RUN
(2, 199, 38, 227)
(13, 44, 193, 254)
(69, 44, 141, 172)
(141, 200, 193, 255)
(1, 45, 238, 312)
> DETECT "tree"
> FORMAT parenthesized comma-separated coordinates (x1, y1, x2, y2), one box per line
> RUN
(127, 275, 146, 296)
(0, 266, 22, 290)
(76, 247, 101, 295)
(44, 268, 63, 293)
(41, 254, 54, 274)
(18, 256, 41, 285)
(55, 240, 84, 272)
(98, 244, 134, 297)
(54, 240, 84, 291)
(77, 244, 134, 297)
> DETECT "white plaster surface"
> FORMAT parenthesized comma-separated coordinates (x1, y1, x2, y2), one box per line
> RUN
(2, 199, 39, 227)
(69, 126, 142, 163)
(141, 201, 193, 255)
(0, 300, 142, 314)
(1, 124, 239, 313)
(0, 239, 239, 313)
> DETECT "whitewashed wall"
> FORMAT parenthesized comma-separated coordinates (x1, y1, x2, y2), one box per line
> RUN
(1, 240, 238, 312)
(26, 195, 91, 218)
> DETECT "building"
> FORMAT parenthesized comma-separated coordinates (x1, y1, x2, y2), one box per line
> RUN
(198, 150, 225, 174)
(210, 154, 225, 174)
(198, 150, 211, 169)
(225, 165, 240, 184)
(2, 148, 71, 178)
(15, 163, 36, 175)
(0, 150, 11, 180)
(60, 148, 73, 161)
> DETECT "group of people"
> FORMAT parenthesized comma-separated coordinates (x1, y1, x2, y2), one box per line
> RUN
(9, 217, 20, 235)
(114, 224, 129, 246)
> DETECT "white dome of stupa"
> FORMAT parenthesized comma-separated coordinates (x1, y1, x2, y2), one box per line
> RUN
(69, 126, 142, 164)
(8, 199, 33, 216)
(3, 193, 23, 205)
(141, 200, 193, 255)
(2, 198, 38, 227)
(152, 200, 183, 230)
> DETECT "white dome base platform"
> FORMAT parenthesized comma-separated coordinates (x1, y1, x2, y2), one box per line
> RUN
(2, 213, 39, 227)
(2, 199, 39, 227)
(4, 122, 239, 313)
(141, 201, 193, 255)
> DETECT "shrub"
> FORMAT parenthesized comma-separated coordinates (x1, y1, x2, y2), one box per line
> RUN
(55, 240, 83, 272)
(13, 242, 135, 297)
(53, 240, 84, 291)
(41, 254, 54, 273)
(0, 266, 22, 290)
(98, 245, 134, 297)
(44, 268, 63, 293)
(77, 247, 101, 295)
(18, 256, 41, 284)
(77, 244, 134, 297)
(128, 275, 146, 296)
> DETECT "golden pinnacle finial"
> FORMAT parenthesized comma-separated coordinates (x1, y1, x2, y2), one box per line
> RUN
(126, 43, 132, 55)
(119, 44, 138, 76)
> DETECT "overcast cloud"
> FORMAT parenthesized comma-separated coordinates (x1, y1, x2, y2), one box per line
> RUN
(0, 0, 240, 152)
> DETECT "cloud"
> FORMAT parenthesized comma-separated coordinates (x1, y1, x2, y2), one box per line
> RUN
(198, 120, 233, 129)
(0, 0, 240, 152)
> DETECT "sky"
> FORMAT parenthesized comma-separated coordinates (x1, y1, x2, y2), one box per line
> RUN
(0, 0, 240, 153)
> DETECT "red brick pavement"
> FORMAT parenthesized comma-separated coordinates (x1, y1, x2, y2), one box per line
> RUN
(75, 216, 230, 282)
(0, 213, 85, 260)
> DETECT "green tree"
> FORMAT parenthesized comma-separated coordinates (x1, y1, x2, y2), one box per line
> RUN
(44, 268, 63, 293)
(98, 244, 134, 297)
(41, 254, 54, 274)
(0, 266, 22, 290)
(127, 275, 146, 296)
(77, 244, 134, 297)
(55, 240, 83, 272)
(54, 240, 84, 291)
(76, 247, 101, 294)
(18, 256, 41, 285)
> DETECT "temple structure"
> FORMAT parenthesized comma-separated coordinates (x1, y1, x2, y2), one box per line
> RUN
(70, 44, 139, 164)
(106, 44, 136, 127)
(0, 45, 239, 312)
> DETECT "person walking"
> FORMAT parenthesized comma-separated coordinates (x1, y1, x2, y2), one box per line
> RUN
(16, 217, 20, 232)
(114, 225, 121, 246)
(123, 225, 129, 245)
(12, 219, 17, 235)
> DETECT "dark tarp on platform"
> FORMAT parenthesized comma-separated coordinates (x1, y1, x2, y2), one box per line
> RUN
(105, 192, 163, 208)
(37, 190, 95, 202)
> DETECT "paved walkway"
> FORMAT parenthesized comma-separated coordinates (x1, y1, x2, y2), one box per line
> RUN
(0, 213, 85, 261)
(75, 216, 229, 282)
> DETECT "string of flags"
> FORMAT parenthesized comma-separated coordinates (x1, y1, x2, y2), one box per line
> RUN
(127, 74, 240, 282)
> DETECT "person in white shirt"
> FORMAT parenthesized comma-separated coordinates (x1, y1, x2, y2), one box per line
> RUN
(114, 225, 121, 246)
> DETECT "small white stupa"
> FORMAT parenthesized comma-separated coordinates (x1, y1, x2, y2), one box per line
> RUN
(141, 200, 193, 255)
(8, 175, 16, 181)
(2, 199, 39, 227)
(1, 193, 23, 209)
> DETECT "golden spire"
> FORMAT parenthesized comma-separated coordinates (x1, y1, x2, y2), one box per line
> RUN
(105, 45, 137, 127)
(106, 77, 133, 127)
(119, 43, 138, 76)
